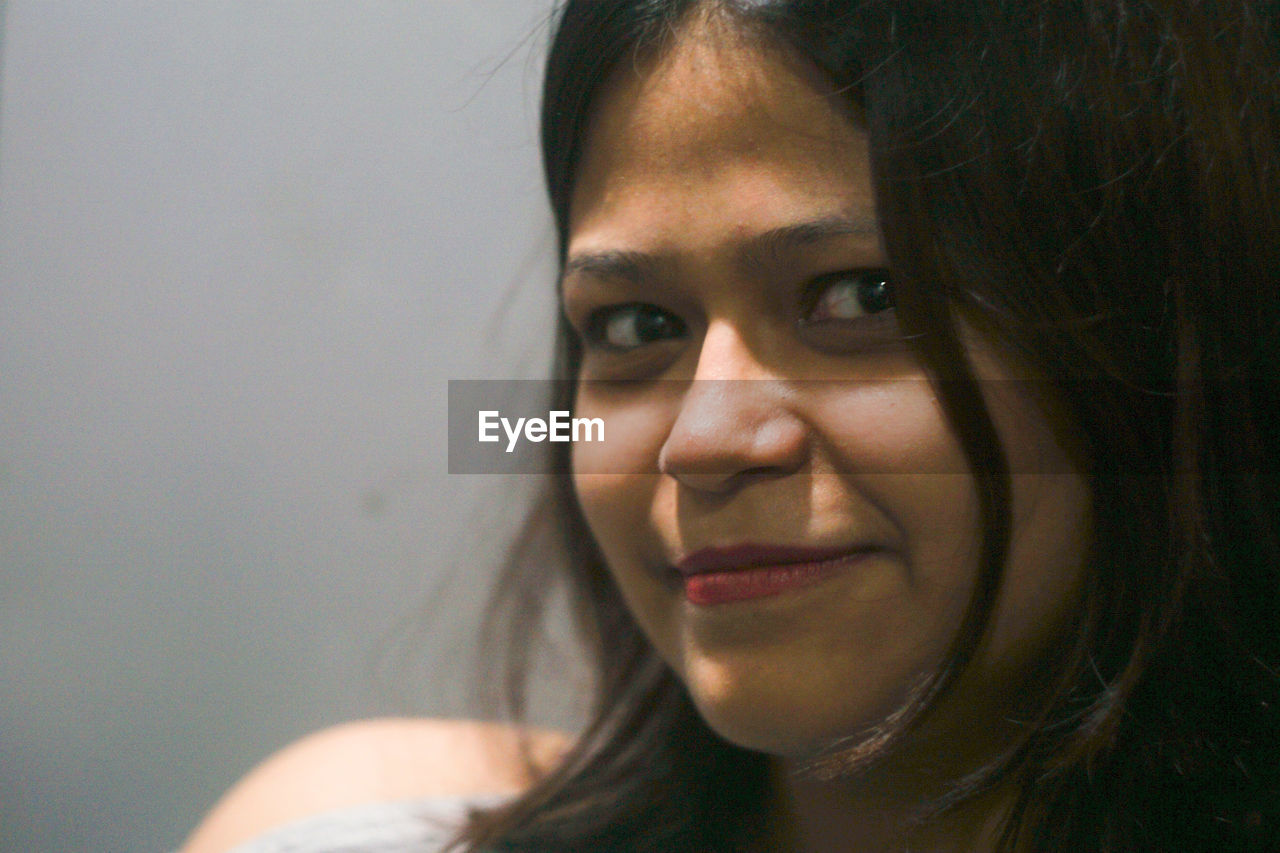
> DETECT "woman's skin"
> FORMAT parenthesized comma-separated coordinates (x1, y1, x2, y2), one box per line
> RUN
(563, 11, 1092, 850)
(180, 718, 570, 852)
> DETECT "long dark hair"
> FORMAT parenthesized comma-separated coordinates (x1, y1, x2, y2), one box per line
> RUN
(450, 1, 1280, 850)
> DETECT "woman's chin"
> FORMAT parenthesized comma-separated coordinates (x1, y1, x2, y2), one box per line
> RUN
(688, 684, 910, 761)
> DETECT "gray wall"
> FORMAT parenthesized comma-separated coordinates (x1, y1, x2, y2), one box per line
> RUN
(0, 3, 575, 850)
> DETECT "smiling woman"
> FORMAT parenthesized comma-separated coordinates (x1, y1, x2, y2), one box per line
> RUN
(564, 22, 1091, 780)
(184, 1, 1280, 851)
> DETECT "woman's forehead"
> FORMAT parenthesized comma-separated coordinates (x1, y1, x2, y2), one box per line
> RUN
(567, 14, 872, 252)
(581, 16, 850, 163)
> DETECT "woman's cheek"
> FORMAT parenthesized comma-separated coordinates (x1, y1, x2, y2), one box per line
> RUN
(809, 381, 965, 476)
(570, 391, 675, 572)
(572, 465, 686, 671)
(570, 385, 680, 476)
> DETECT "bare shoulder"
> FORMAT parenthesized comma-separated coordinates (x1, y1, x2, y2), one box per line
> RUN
(180, 717, 573, 853)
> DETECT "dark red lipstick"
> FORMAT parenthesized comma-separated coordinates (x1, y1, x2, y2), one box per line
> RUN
(674, 543, 874, 606)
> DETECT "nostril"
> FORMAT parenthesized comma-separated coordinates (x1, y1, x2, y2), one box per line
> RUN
(658, 380, 810, 493)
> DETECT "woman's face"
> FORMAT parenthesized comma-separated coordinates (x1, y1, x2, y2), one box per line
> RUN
(562, 17, 1092, 760)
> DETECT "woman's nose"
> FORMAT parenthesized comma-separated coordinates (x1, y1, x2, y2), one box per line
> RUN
(657, 320, 808, 493)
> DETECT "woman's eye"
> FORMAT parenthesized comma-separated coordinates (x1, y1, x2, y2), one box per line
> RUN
(804, 269, 894, 323)
(584, 303, 686, 351)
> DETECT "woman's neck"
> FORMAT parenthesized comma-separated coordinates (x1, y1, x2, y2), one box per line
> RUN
(762, 760, 1014, 853)
(747, 702, 1028, 853)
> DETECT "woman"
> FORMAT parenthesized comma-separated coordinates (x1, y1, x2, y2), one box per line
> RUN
(184, 1, 1280, 850)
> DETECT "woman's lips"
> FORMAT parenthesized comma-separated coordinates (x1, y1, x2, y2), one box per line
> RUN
(674, 543, 876, 606)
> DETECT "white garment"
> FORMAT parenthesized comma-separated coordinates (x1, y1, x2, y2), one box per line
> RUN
(225, 793, 511, 853)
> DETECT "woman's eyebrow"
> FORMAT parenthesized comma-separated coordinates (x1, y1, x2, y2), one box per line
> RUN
(561, 249, 671, 287)
(737, 214, 880, 270)
(561, 214, 880, 288)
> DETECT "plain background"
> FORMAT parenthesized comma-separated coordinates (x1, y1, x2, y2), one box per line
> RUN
(0, 3, 584, 851)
